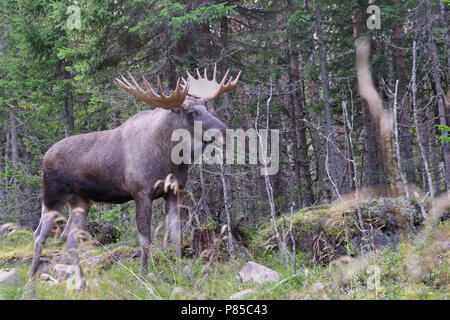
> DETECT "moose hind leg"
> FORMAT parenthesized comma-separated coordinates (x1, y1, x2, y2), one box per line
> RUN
(166, 192, 183, 259)
(135, 195, 152, 274)
(66, 199, 90, 265)
(60, 214, 73, 241)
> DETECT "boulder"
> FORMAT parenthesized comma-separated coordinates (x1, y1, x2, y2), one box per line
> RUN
(52, 264, 81, 282)
(0, 268, 22, 287)
(238, 262, 279, 283)
(40, 273, 59, 285)
(86, 221, 121, 245)
(100, 245, 139, 268)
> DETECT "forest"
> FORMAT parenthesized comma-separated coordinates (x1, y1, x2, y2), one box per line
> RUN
(0, 0, 448, 300)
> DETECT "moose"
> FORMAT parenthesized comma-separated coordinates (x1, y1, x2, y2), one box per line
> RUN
(29, 64, 241, 282)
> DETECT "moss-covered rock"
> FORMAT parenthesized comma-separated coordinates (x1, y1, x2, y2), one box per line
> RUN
(254, 197, 430, 264)
(86, 221, 121, 245)
(99, 245, 140, 269)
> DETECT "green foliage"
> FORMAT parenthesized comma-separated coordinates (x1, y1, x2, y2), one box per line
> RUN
(159, 1, 236, 40)
(436, 124, 450, 143)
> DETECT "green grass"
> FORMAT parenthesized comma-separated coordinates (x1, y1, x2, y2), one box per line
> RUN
(0, 204, 448, 300)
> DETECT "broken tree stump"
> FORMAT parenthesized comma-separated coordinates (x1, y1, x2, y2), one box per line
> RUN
(191, 227, 215, 258)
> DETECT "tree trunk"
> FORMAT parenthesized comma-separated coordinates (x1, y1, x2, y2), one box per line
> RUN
(219, 16, 233, 224)
(427, 0, 450, 190)
(61, 61, 75, 136)
(353, 8, 387, 189)
(429, 104, 442, 194)
(191, 227, 215, 258)
(9, 107, 20, 223)
(314, 1, 338, 194)
(412, 41, 434, 201)
(394, 22, 415, 183)
(0, 131, 5, 216)
(308, 76, 330, 202)
(287, 47, 314, 206)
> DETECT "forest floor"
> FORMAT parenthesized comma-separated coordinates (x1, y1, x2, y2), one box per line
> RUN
(0, 196, 448, 300)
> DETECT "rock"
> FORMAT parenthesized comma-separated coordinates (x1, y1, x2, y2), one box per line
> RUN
(52, 264, 81, 282)
(86, 221, 121, 245)
(37, 257, 52, 275)
(100, 246, 135, 268)
(0, 223, 20, 237)
(50, 252, 72, 265)
(80, 250, 102, 268)
(238, 262, 279, 283)
(40, 273, 59, 285)
(0, 268, 22, 287)
(80, 250, 99, 260)
(86, 255, 102, 267)
(229, 289, 253, 299)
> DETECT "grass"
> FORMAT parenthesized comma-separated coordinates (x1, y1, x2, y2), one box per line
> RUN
(0, 199, 448, 300)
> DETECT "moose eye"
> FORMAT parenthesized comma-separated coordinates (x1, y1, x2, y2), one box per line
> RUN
(187, 111, 197, 119)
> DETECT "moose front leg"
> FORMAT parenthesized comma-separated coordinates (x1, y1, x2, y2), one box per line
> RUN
(165, 191, 183, 259)
(29, 207, 60, 283)
(135, 195, 152, 274)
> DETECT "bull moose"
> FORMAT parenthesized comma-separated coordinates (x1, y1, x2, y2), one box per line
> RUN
(29, 64, 241, 283)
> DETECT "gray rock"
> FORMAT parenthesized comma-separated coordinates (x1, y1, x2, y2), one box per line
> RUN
(229, 289, 253, 299)
(52, 264, 80, 282)
(50, 252, 72, 265)
(80, 250, 98, 259)
(0, 268, 22, 287)
(86, 255, 102, 267)
(40, 273, 59, 285)
(238, 262, 279, 283)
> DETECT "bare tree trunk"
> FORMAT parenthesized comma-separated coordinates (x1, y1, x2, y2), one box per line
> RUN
(0, 131, 5, 216)
(395, 22, 415, 183)
(9, 108, 18, 166)
(412, 42, 434, 206)
(427, 0, 450, 190)
(256, 79, 289, 270)
(287, 47, 314, 206)
(219, 16, 233, 223)
(439, 0, 450, 77)
(353, 8, 388, 190)
(9, 107, 20, 223)
(308, 76, 329, 202)
(220, 164, 235, 268)
(61, 61, 75, 136)
(429, 105, 442, 195)
(314, 1, 338, 195)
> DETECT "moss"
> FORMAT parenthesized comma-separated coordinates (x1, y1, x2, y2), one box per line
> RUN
(100, 245, 136, 269)
(253, 197, 435, 264)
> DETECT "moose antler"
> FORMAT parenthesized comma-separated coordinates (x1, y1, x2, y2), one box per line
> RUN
(182, 63, 241, 102)
(116, 72, 189, 109)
